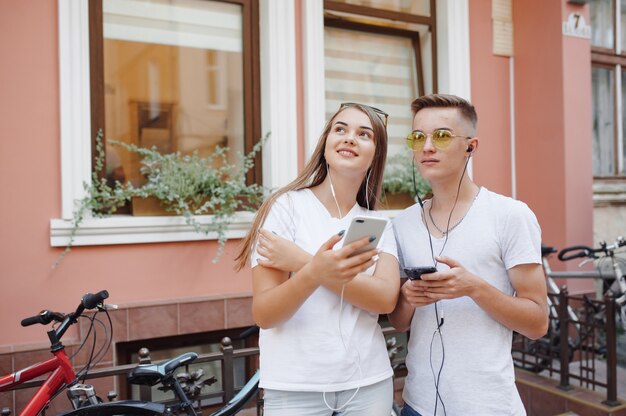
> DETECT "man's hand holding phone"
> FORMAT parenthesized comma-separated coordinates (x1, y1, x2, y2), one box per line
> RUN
(404, 266, 437, 280)
(401, 266, 438, 308)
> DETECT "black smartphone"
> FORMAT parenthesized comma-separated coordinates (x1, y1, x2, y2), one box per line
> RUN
(404, 266, 437, 280)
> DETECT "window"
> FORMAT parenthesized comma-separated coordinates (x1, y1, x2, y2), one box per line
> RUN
(52, 0, 296, 248)
(590, 0, 626, 177)
(323, 0, 435, 194)
(90, 0, 261, 200)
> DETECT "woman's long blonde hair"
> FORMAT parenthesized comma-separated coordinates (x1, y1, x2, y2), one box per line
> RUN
(235, 103, 388, 271)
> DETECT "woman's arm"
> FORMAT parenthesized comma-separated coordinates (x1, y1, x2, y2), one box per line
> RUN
(256, 230, 400, 314)
(323, 252, 400, 314)
(252, 232, 378, 328)
(252, 263, 318, 329)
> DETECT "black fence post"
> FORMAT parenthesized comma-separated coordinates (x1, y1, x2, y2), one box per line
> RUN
(602, 295, 620, 406)
(221, 337, 234, 402)
(558, 287, 571, 390)
(138, 347, 153, 402)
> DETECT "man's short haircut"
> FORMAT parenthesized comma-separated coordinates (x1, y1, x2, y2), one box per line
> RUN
(411, 94, 478, 130)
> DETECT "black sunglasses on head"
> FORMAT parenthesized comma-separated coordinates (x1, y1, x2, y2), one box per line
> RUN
(339, 102, 389, 127)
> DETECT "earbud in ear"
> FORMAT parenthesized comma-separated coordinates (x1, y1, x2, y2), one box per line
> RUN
(466, 146, 474, 153)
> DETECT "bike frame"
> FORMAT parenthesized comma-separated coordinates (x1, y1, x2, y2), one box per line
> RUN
(0, 346, 76, 416)
(542, 255, 580, 328)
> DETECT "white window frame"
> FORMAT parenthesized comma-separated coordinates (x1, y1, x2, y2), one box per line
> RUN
(50, 0, 298, 248)
(302, 0, 471, 160)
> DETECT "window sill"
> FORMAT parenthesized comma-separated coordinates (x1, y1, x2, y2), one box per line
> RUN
(49, 212, 256, 247)
(593, 178, 626, 206)
(50, 209, 405, 247)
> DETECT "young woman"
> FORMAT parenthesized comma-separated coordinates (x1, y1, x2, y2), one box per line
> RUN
(236, 102, 400, 415)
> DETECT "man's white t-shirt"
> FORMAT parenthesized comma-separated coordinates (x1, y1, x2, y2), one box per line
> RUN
(251, 188, 398, 392)
(393, 187, 541, 416)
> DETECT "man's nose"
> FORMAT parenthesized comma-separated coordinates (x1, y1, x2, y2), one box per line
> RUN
(422, 135, 436, 152)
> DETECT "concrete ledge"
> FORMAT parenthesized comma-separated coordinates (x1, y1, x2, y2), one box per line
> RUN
(516, 369, 626, 416)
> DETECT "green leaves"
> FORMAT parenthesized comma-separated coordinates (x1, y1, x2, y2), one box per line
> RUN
(55, 131, 267, 267)
(382, 153, 430, 198)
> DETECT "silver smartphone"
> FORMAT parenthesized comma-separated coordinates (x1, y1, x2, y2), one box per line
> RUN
(342, 216, 388, 256)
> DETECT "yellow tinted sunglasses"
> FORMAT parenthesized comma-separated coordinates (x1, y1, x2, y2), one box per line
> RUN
(406, 129, 471, 151)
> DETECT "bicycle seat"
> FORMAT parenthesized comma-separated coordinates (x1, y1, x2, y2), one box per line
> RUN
(128, 352, 198, 386)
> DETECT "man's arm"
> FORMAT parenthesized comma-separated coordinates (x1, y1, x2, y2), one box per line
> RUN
(388, 278, 437, 332)
(417, 256, 549, 339)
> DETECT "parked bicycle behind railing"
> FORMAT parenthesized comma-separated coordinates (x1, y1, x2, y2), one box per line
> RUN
(558, 236, 626, 330)
(0, 290, 260, 416)
(513, 237, 626, 373)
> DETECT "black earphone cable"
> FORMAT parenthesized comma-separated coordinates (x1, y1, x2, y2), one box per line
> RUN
(411, 152, 472, 416)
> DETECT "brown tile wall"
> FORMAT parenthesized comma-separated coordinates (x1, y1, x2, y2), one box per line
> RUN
(0, 296, 253, 414)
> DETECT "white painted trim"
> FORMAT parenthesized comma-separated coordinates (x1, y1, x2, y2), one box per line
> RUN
(259, 0, 298, 188)
(53, 0, 288, 246)
(436, 0, 471, 100)
(50, 212, 255, 247)
(617, 0, 622, 55)
(616, 64, 624, 173)
(58, 0, 92, 220)
(436, 0, 472, 178)
(302, 0, 326, 161)
(509, 57, 516, 198)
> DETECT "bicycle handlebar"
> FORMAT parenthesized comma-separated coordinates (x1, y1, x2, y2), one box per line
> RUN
(558, 245, 596, 261)
(558, 236, 625, 262)
(82, 290, 109, 310)
(20, 290, 109, 327)
(20, 310, 66, 327)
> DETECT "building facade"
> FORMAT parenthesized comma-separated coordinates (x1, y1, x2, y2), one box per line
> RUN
(1, 0, 616, 411)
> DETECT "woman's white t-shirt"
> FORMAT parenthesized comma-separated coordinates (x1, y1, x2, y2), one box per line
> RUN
(251, 188, 398, 392)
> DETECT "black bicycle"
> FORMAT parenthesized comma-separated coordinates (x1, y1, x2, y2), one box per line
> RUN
(512, 237, 626, 373)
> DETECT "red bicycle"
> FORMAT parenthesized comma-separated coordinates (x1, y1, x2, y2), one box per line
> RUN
(0, 290, 111, 416)
(1, 291, 262, 416)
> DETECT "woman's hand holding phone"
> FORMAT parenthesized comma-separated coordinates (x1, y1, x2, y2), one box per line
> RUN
(306, 231, 378, 287)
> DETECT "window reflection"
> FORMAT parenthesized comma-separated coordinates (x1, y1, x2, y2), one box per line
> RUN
(102, 0, 244, 189)
(591, 0, 614, 49)
(592, 67, 615, 176)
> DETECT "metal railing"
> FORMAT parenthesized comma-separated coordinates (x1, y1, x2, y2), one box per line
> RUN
(512, 288, 621, 406)
(6, 337, 262, 415)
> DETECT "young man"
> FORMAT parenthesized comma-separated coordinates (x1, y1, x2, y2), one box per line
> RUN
(389, 94, 548, 416)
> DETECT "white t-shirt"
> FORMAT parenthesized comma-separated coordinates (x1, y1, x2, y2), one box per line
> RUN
(392, 187, 541, 416)
(251, 188, 398, 392)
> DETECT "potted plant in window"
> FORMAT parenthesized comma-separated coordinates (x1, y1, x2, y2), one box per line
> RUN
(54, 131, 267, 267)
(380, 152, 430, 210)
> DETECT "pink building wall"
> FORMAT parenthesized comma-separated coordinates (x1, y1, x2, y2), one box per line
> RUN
(0, 0, 595, 348)
(513, 0, 593, 291)
(0, 2, 252, 349)
(469, 0, 513, 198)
